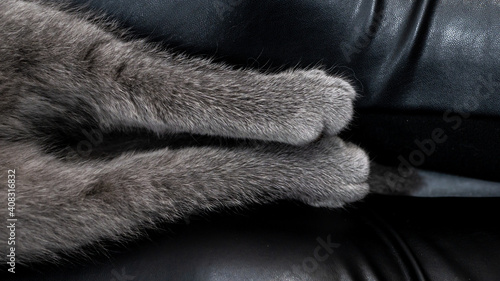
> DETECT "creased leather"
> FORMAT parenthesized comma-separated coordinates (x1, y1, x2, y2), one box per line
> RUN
(16, 196, 500, 280)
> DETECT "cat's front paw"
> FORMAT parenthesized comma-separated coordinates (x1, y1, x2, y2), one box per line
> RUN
(268, 69, 357, 145)
(298, 70, 357, 136)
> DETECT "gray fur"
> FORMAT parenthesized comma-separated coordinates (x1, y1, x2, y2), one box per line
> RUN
(0, 0, 374, 264)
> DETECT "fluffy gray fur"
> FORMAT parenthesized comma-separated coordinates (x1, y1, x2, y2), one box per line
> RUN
(0, 0, 398, 265)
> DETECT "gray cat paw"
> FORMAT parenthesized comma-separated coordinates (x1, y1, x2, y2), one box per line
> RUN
(292, 137, 370, 208)
(268, 70, 357, 145)
(299, 69, 357, 136)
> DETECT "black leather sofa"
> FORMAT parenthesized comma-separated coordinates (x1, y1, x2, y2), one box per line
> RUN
(11, 0, 500, 280)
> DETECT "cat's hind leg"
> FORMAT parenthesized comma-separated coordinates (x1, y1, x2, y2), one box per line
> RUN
(0, 136, 368, 263)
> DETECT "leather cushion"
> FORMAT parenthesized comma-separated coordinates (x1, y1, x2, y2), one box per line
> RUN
(15, 196, 500, 280)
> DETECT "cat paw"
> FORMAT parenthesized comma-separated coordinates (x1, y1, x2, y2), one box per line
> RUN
(292, 137, 370, 208)
(267, 69, 357, 145)
(298, 70, 357, 136)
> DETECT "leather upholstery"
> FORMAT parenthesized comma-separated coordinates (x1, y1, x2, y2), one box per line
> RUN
(61, 0, 500, 182)
(15, 196, 500, 280)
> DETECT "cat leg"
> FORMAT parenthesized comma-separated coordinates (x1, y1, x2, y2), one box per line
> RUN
(0, 136, 368, 263)
(1, 0, 356, 145)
